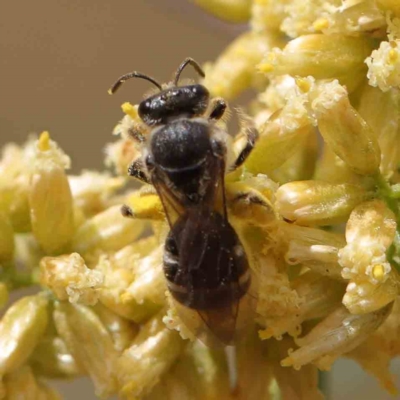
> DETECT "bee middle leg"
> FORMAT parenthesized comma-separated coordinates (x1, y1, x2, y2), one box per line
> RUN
(128, 157, 151, 184)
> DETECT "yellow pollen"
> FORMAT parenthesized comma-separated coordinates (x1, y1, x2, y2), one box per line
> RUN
(38, 131, 51, 151)
(280, 357, 293, 367)
(107, 88, 113, 95)
(257, 63, 274, 74)
(258, 328, 274, 340)
(295, 78, 311, 93)
(313, 18, 330, 31)
(388, 48, 398, 64)
(372, 264, 385, 280)
(121, 102, 139, 120)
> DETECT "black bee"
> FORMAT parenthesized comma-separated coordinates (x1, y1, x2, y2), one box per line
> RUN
(110, 58, 258, 346)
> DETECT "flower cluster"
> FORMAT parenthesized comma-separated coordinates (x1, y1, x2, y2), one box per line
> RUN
(0, 0, 400, 398)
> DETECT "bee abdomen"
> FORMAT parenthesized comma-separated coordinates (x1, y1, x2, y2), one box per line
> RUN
(166, 269, 251, 310)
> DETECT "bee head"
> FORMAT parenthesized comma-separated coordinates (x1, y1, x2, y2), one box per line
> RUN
(138, 84, 209, 126)
(109, 58, 209, 126)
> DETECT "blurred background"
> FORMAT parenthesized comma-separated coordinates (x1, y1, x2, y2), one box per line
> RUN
(1, 0, 399, 398)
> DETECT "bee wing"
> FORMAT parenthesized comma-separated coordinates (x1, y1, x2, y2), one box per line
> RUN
(150, 171, 186, 231)
(178, 208, 255, 347)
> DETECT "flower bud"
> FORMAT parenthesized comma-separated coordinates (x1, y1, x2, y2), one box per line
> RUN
(245, 107, 316, 175)
(251, 0, 288, 32)
(269, 336, 324, 400)
(376, 0, 400, 16)
(280, 0, 332, 37)
(117, 313, 183, 399)
(29, 132, 75, 254)
(343, 274, 399, 314)
(259, 35, 374, 92)
(40, 253, 103, 305)
(322, 0, 386, 36)
(259, 75, 297, 112)
(31, 335, 83, 378)
(93, 304, 138, 352)
(95, 254, 162, 323)
(282, 303, 392, 370)
(0, 177, 31, 232)
(69, 171, 125, 216)
(0, 294, 49, 377)
(72, 204, 146, 257)
(112, 235, 158, 269)
(339, 200, 398, 313)
(313, 145, 369, 185)
(276, 181, 370, 225)
(4, 366, 62, 400)
(358, 85, 400, 180)
(203, 31, 284, 99)
(260, 272, 345, 340)
(195, 0, 251, 23)
(0, 212, 14, 262)
(340, 200, 397, 277)
(269, 128, 318, 183)
(147, 340, 229, 399)
(281, 223, 346, 280)
(53, 302, 118, 398)
(366, 39, 400, 92)
(0, 143, 24, 185)
(257, 273, 302, 340)
(124, 247, 166, 310)
(311, 81, 381, 175)
(4, 367, 37, 399)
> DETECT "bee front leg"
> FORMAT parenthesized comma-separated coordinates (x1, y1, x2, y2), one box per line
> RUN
(230, 120, 258, 171)
(209, 98, 227, 121)
(128, 157, 151, 184)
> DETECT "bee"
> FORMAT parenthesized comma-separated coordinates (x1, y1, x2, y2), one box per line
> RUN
(109, 58, 258, 347)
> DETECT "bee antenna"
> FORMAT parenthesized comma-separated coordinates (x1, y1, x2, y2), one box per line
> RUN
(108, 72, 162, 94)
(174, 57, 205, 86)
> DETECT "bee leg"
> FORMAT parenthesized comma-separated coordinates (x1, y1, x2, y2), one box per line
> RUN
(230, 122, 258, 171)
(127, 127, 146, 144)
(210, 138, 228, 219)
(209, 98, 227, 120)
(128, 157, 151, 184)
(120, 204, 134, 218)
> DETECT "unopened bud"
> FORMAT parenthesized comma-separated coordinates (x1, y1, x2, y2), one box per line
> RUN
(29, 133, 74, 254)
(53, 302, 118, 398)
(276, 181, 370, 225)
(0, 294, 49, 377)
(204, 31, 284, 99)
(72, 205, 146, 256)
(259, 35, 374, 92)
(311, 81, 381, 175)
